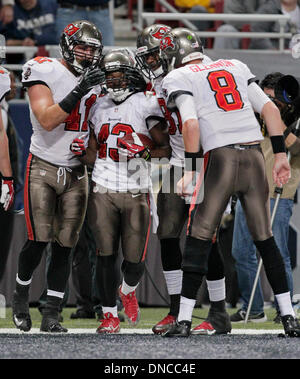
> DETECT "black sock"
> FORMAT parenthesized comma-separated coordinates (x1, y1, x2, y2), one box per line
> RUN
(43, 295, 62, 318)
(169, 294, 180, 316)
(210, 300, 226, 312)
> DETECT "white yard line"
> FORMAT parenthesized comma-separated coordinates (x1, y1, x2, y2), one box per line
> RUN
(0, 328, 282, 335)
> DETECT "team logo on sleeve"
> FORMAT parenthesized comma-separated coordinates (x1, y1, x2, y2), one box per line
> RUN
(151, 26, 170, 40)
(160, 36, 175, 51)
(64, 23, 80, 37)
(23, 67, 31, 80)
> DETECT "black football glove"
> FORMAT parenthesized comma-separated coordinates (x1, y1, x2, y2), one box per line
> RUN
(59, 68, 104, 114)
(75, 67, 105, 97)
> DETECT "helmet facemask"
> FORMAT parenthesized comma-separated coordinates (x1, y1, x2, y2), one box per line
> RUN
(136, 24, 172, 80)
(101, 49, 147, 103)
(136, 46, 167, 80)
(71, 42, 102, 73)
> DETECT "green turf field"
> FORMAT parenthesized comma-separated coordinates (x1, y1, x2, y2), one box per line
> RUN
(0, 307, 289, 330)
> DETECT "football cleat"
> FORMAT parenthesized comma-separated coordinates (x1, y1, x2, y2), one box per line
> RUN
(40, 316, 68, 333)
(281, 315, 300, 337)
(152, 314, 176, 335)
(96, 312, 120, 334)
(12, 290, 32, 332)
(119, 286, 141, 326)
(191, 321, 216, 336)
(191, 309, 231, 335)
(162, 320, 191, 338)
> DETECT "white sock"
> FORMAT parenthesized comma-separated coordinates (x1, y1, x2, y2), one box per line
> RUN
(121, 279, 138, 295)
(16, 274, 32, 286)
(163, 270, 182, 295)
(178, 296, 196, 322)
(102, 306, 118, 318)
(206, 278, 226, 302)
(275, 292, 295, 317)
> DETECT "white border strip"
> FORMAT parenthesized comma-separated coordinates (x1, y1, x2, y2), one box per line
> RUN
(0, 328, 282, 335)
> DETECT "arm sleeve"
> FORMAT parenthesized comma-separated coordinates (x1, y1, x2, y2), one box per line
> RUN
(162, 70, 193, 110)
(174, 93, 198, 124)
(247, 82, 271, 114)
(22, 58, 54, 89)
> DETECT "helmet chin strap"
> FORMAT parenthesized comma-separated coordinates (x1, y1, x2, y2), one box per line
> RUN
(153, 65, 164, 78)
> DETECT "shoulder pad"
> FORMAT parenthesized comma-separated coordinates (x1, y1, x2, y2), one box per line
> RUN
(22, 57, 56, 86)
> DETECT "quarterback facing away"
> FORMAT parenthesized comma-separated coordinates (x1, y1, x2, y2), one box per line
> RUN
(159, 28, 300, 338)
(12, 20, 104, 333)
(136, 25, 231, 336)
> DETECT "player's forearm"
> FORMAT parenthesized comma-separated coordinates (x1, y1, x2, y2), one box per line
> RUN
(33, 103, 69, 131)
(261, 101, 284, 136)
(182, 119, 200, 152)
(150, 145, 171, 159)
(79, 148, 97, 166)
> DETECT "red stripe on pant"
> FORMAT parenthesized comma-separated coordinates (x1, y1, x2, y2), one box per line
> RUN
(141, 193, 151, 262)
(186, 152, 210, 235)
(24, 153, 34, 240)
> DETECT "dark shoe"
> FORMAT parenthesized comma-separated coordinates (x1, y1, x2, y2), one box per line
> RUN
(39, 306, 63, 322)
(282, 315, 300, 337)
(12, 290, 32, 332)
(152, 314, 176, 335)
(70, 309, 95, 319)
(273, 311, 281, 324)
(40, 316, 68, 333)
(162, 320, 191, 338)
(192, 308, 231, 335)
(230, 308, 267, 323)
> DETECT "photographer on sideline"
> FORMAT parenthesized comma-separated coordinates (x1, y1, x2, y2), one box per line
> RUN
(230, 72, 300, 324)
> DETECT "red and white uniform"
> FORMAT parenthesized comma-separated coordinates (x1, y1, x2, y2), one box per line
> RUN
(162, 59, 265, 154)
(154, 54, 212, 166)
(0, 66, 11, 101)
(89, 92, 163, 192)
(22, 57, 95, 167)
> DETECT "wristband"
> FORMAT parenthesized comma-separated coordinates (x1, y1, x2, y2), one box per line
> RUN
(2, 176, 13, 181)
(184, 151, 202, 172)
(58, 86, 83, 114)
(270, 135, 286, 154)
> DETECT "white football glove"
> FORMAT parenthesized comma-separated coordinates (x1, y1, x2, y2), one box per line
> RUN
(0, 177, 14, 211)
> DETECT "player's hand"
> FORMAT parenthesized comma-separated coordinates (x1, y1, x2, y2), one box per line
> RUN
(0, 177, 14, 211)
(118, 147, 135, 160)
(272, 152, 291, 187)
(70, 135, 86, 157)
(177, 171, 194, 197)
(118, 141, 151, 161)
(76, 67, 105, 97)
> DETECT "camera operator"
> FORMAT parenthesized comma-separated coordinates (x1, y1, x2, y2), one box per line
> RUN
(230, 72, 300, 324)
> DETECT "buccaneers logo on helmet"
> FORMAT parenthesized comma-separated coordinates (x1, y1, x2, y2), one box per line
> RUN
(64, 23, 80, 37)
(160, 36, 175, 51)
(151, 26, 171, 40)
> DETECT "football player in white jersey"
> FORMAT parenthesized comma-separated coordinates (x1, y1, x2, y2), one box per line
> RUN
(70, 48, 171, 334)
(12, 20, 104, 333)
(159, 28, 300, 338)
(136, 25, 231, 336)
(0, 66, 14, 212)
